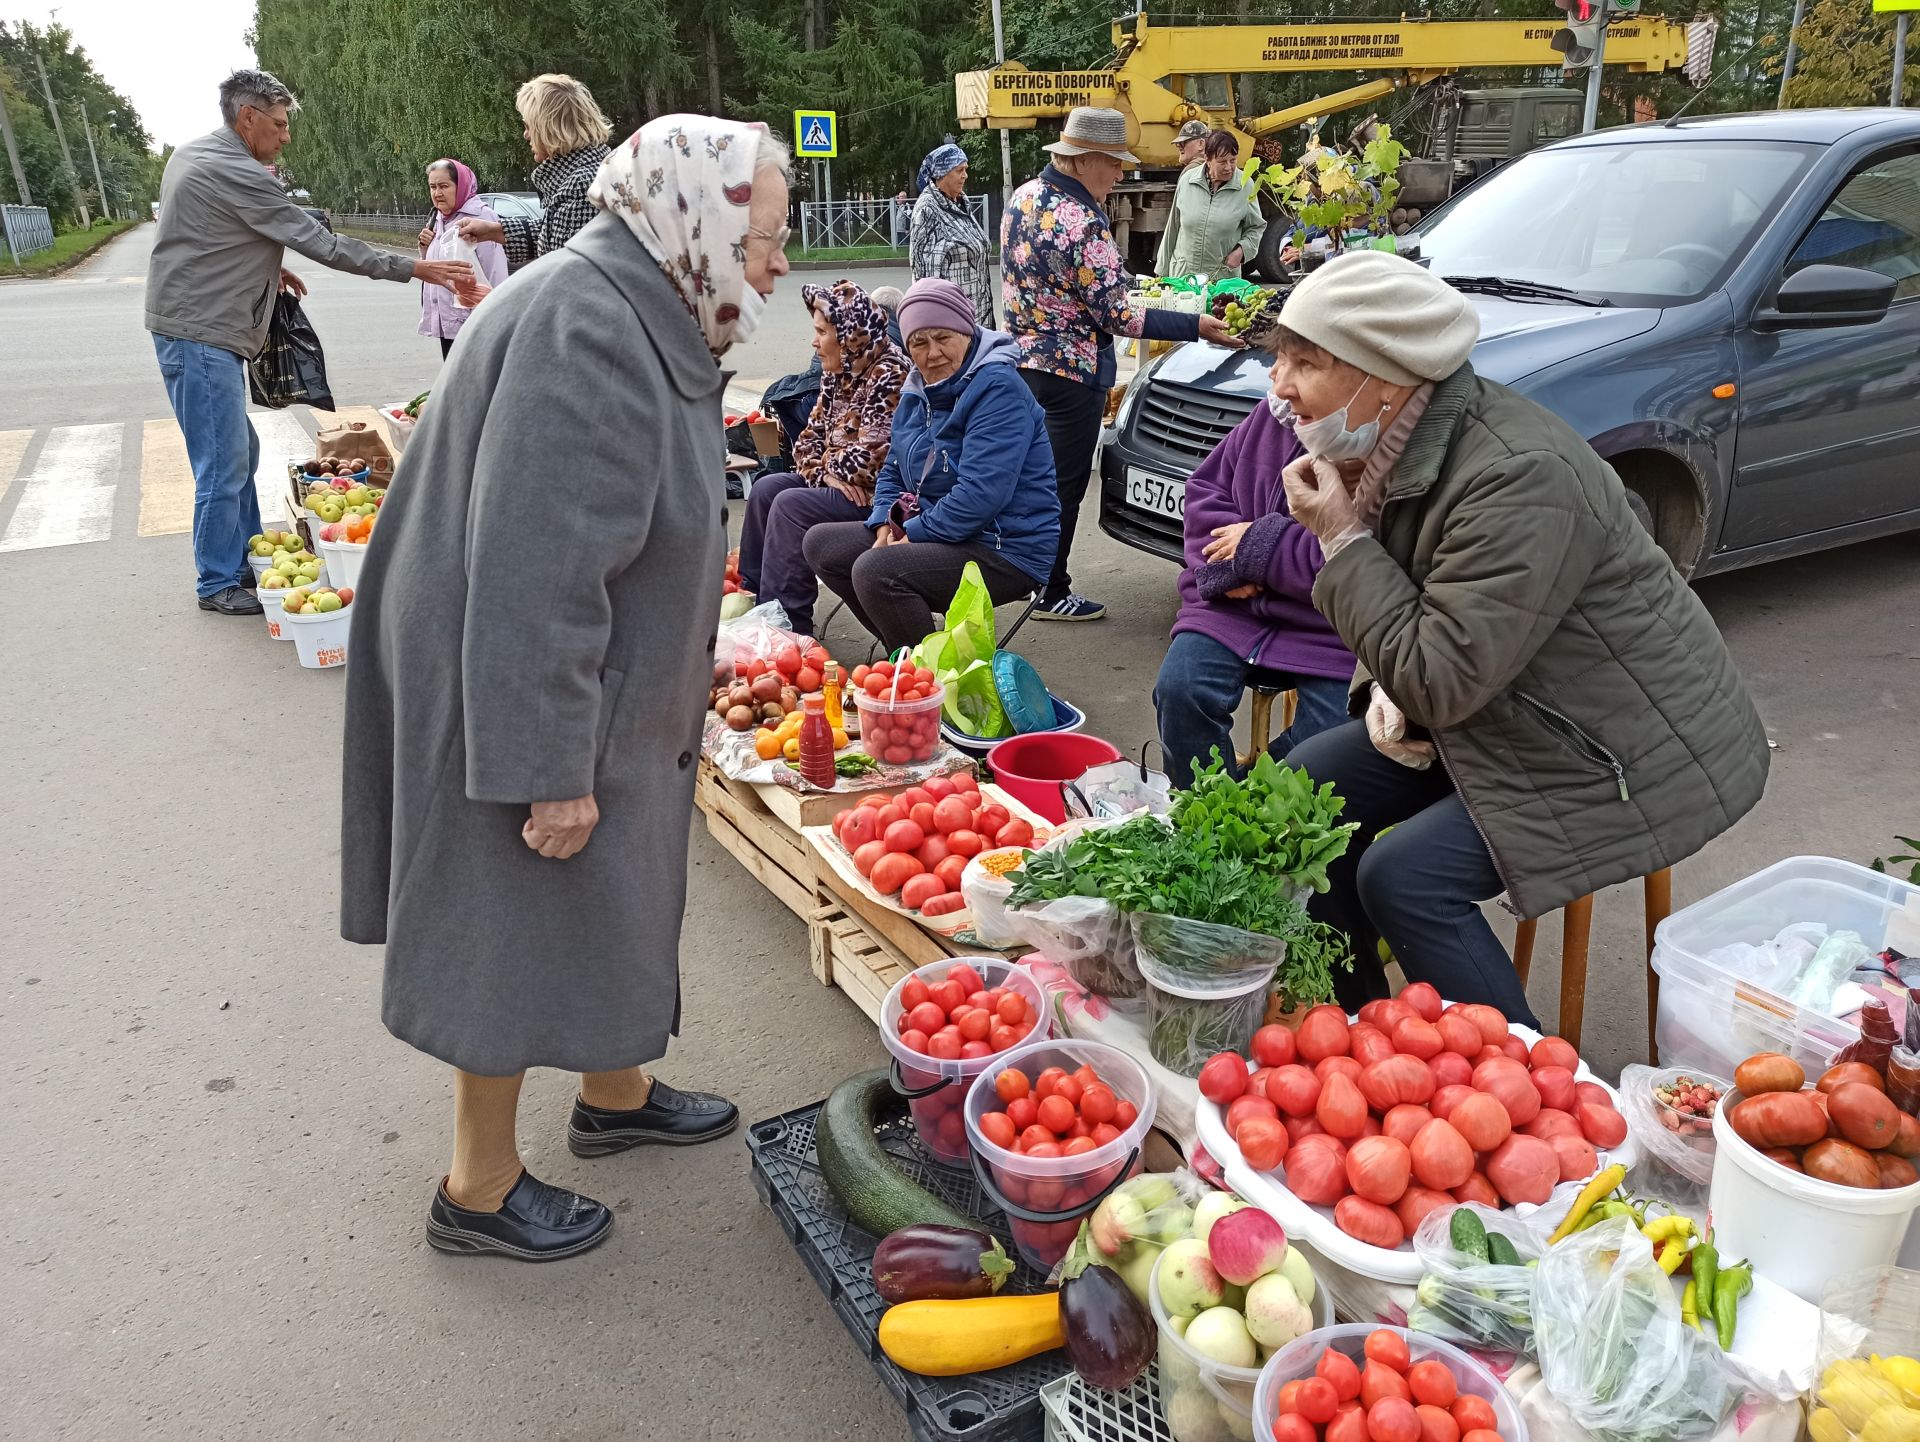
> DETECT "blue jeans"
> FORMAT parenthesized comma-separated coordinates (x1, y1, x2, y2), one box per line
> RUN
(153, 334, 260, 597)
(1154, 630, 1352, 786)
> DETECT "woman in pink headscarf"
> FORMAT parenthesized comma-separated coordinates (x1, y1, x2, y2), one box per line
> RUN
(416, 158, 508, 358)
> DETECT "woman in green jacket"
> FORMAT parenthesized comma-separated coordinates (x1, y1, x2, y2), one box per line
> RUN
(1155, 130, 1268, 279)
(1271, 251, 1769, 1025)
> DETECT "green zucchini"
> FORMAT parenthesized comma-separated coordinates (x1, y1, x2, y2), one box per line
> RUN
(816, 1070, 978, 1238)
(1449, 1206, 1490, 1263)
(1486, 1230, 1521, 1268)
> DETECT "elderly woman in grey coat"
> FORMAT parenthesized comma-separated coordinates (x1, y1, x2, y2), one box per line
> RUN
(341, 114, 792, 1262)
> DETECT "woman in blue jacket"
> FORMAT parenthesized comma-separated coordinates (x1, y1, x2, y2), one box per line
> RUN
(804, 278, 1058, 653)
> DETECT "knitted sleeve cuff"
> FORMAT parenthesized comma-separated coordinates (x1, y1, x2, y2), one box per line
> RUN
(1231, 513, 1289, 585)
(1193, 559, 1240, 602)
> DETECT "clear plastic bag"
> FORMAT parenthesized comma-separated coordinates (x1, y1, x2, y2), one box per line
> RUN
(1005, 893, 1142, 1000)
(715, 599, 817, 670)
(1809, 1266, 1920, 1442)
(1064, 750, 1173, 821)
(1534, 1215, 1740, 1442)
(1070, 1168, 1209, 1302)
(1406, 1200, 1549, 1357)
(1618, 1064, 1729, 1190)
(1133, 911, 1286, 983)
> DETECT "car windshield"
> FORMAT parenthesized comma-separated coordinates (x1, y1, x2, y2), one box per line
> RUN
(1413, 139, 1820, 306)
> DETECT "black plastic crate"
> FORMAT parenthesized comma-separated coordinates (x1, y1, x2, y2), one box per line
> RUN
(747, 1098, 1072, 1442)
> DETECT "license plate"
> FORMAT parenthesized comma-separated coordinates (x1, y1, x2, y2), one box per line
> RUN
(1126, 468, 1185, 521)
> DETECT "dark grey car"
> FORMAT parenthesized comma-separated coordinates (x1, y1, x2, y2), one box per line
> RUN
(1099, 108, 1920, 577)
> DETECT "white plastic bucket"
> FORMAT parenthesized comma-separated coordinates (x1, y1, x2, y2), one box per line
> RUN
(317, 535, 367, 593)
(959, 848, 1026, 948)
(1708, 1088, 1920, 1302)
(257, 585, 295, 641)
(280, 602, 352, 669)
(1151, 1243, 1331, 1442)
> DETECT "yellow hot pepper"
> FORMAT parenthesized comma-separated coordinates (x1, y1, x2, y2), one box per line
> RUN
(1550, 1163, 1628, 1243)
(1681, 1278, 1701, 1331)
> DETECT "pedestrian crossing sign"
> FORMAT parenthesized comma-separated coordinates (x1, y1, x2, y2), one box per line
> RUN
(794, 110, 838, 159)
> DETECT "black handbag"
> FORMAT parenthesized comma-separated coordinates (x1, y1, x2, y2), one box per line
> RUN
(249, 291, 336, 410)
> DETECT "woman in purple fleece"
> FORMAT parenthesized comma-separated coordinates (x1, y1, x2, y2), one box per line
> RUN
(1153, 358, 1357, 785)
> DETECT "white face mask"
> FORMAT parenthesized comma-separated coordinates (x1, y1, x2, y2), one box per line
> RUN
(732, 284, 769, 344)
(1272, 379, 1386, 462)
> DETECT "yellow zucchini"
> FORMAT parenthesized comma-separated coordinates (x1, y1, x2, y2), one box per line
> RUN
(877, 1293, 1066, 1376)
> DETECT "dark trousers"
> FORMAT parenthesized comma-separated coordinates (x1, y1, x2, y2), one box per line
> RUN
(736, 472, 866, 635)
(1284, 719, 1538, 1027)
(1019, 369, 1106, 602)
(1154, 631, 1353, 786)
(439, 335, 454, 360)
(802, 521, 1037, 655)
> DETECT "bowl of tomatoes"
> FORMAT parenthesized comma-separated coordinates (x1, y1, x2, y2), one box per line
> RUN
(878, 958, 1047, 1164)
(1254, 1324, 1525, 1442)
(851, 661, 945, 765)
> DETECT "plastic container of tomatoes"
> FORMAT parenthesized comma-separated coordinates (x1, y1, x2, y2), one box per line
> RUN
(1253, 1324, 1526, 1442)
(878, 957, 1049, 1164)
(855, 674, 947, 766)
(963, 1037, 1156, 1271)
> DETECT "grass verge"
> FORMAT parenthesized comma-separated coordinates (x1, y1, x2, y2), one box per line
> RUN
(787, 244, 906, 263)
(0, 218, 139, 277)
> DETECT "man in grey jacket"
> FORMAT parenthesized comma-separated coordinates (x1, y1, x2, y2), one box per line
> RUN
(146, 69, 470, 615)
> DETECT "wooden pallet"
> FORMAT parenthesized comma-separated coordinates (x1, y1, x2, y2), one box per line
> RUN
(694, 759, 818, 922)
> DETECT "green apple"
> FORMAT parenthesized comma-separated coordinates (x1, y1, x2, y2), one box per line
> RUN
(343, 487, 369, 506)
(273, 557, 299, 577)
(251, 538, 274, 558)
(258, 571, 288, 590)
(314, 592, 343, 613)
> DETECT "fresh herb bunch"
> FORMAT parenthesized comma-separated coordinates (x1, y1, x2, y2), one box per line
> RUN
(1171, 752, 1359, 894)
(1149, 985, 1271, 1077)
(1273, 914, 1351, 1012)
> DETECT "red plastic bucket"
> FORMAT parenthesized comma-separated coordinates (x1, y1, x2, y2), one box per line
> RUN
(986, 733, 1123, 824)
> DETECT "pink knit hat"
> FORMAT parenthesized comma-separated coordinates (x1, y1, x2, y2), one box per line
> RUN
(896, 277, 976, 341)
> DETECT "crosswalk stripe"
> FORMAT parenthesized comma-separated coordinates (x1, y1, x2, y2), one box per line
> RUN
(137, 419, 193, 537)
(0, 423, 123, 553)
(0, 428, 30, 510)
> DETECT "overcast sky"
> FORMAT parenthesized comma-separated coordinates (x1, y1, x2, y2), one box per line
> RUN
(18, 0, 257, 149)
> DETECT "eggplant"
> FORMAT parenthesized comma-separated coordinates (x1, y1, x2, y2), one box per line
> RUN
(872, 1225, 1016, 1303)
(1058, 1232, 1155, 1391)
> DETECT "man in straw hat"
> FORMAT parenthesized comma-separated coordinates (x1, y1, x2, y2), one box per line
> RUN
(1002, 106, 1239, 623)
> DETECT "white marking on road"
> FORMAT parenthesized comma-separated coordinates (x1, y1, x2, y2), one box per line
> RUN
(0, 423, 123, 552)
(250, 411, 313, 527)
(0, 429, 31, 508)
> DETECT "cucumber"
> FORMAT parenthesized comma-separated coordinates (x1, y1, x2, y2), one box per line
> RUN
(816, 1070, 978, 1239)
(1486, 1230, 1521, 1267)
(1449, 1206, 1490, 1263)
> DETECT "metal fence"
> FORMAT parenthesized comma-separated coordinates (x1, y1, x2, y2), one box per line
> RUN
(333, 212, 424, 239)
(1, 205, 55, 264)
(797, 194, 989, 253)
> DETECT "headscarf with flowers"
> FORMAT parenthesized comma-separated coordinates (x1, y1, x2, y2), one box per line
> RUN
(587, 113, 769, 358)
(791, 281, 909, 503)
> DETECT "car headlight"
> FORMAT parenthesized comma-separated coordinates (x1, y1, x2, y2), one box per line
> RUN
(1109, 360, 1155, 436)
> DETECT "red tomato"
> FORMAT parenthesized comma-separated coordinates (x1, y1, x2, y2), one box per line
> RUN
(841, 809, 881, 851)
(1347, 1136, 1412, 1206)
(901, 873, 947, 911)
(1499, 1034, 1531, 1064)
(1449, 1397, 1498, 1434)
(1091, 1122, 1122, 1147)
(980, 1111, 1017, 1149)
(900, 1028, 930, 1054)
(913, 836, 951, 874)
(897, 786, 930, 811)
(1018, 1124, 1054, 1151)
(907, 1001, 946, 1035)
(1317, 1072, 1369, 1140)
(989, 1024, 1019, 1052)
(1038, 1094, 1076, 1135)
(900, 978, 931, 1011)
(1406, 1361, 1457, 1407)
(1034, 1066, 1068, 1099)
(1296, 1377, 1340, 1424)
(1053, 1076, 1084, 1108)
(1251, 1024, 1298, 1068)
(922, 776, 955, 801)
(934, 855, 969, 891)
(1317, 1349, 1363, 1402)
(863, 673, 889, 697)
(1334, 1195, 1406, 1248)
(1577, 1100, 1629, 1149)
(1273, 1417, 1318, 1442)
(1277, 1380, 1307, 1416)
(1327, 1408, 1371, 1442)
(1531, 1035, 1580, 1073)
(1383, 1104, 1434, 1148)
(1198, 1053, 1250, 1104)
(1460, 1432, 1504, 1442)
(1270, 1064, 1323, 1119)
(1079, 1083, 1118, 1126)
(1436, 1013, 1483, 1057)
(1061, 1135, 1097, 1157)
(1361, 1056, 1437, 1112)
(880, 816, 919, 850)
(1364, 1331, 1412, 1374)
(853, 840, 888, 877)
(996, 819, 1035, 848)
(1428, 1052, 1473, 1091)
(1006, 1096, 1038, 1131)
(1367, 1397, 1421, 1442)
(995, 1068, 1030, 1103)
(1451, 1172, 1500, 1208)
(850, 665, 871, 687)
(946, 829, 985, 858)
(1415, 1404, 1461, 1442)
(1285, 1114, 1329, 1146)
(1392, 1017, 1445, 1060)
(1238, 1115, 1287, 1171)
(909, 802, 938, 834)
(1352, 1025, 1399, 1070)
(1226, 1095, 1281, 1139)
(927, 1029, 962, 1060)
(1298, 1005, 1352, 1064)
(1400, 982, 1443, 1022)
(955, 1008, 992, 1042)
(1113, 1099, 1139, 1129)
(1316, 1055, 1365, 1086)
(932, 797, 974, 835)
(932, 979, 967, 1014)
(1285, 1136, 1351, 1206)
(996, 992, 1029, 1026)
(1395, 1185, 1454, 1239)
(951, 771, 980, 793)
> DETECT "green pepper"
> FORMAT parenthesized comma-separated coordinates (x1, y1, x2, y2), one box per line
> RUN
(1714, 1261, 1752, 1350)
(1692, 1232, 1719, 1325)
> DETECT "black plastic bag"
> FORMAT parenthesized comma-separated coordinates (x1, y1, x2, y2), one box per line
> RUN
(249, 292, 336, 410)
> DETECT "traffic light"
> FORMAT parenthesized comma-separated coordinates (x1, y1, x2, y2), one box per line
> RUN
(1551, 0, 1606, 68)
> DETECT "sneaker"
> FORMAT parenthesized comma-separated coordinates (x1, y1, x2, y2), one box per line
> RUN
(1032, 593, 1106, 622)
(198, 585, 263, 616)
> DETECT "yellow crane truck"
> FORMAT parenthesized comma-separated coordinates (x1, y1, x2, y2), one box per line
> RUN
(957, 10, 1700, 272)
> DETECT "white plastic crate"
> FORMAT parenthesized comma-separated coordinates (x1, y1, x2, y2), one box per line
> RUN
(1041, 1364, 1171, 1442)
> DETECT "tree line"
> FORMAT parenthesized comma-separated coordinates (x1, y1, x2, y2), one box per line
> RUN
(249, 0, 1907, 215)
(0, 22, 163, 227)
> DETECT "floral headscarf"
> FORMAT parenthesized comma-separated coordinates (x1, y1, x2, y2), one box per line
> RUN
(792, 281, 910, 502)
(587, 113, 768, 358)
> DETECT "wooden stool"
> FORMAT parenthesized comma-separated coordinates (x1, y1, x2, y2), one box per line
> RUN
(1511, 867, 1673, 1058)
(1235, 671, 1298, 770)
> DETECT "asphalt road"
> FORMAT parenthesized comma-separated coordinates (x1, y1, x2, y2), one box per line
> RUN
(3, 226, 1917, 1440)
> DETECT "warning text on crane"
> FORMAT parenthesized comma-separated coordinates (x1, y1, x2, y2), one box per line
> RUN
(1261, 30, 1410, 62)
(991, 70, 1117, 110)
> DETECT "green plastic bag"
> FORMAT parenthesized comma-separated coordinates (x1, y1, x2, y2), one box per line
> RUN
(913, 562, 1009, 739)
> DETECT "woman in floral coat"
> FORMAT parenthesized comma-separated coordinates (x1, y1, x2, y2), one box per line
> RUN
(737, 281, 910, 635)
(1001, 107, 1236, 623)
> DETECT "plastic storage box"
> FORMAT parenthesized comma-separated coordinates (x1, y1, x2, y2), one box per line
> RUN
(1650, 856, 1920, 1078)
(747, 1097, 1068, 1442)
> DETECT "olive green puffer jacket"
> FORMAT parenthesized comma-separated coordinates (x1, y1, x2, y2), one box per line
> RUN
(1312, 363, 1770, 920)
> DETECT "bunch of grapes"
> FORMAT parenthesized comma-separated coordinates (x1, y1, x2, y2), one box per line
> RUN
(1210, 289, 1271, 337)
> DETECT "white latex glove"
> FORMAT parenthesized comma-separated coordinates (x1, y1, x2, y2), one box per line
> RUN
(1366, 683, 1436, 770)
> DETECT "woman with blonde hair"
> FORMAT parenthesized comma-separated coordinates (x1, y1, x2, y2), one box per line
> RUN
(457, 73, 613, 269)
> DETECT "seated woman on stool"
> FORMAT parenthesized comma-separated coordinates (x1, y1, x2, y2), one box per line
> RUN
(1271, 251, 1770, 1025)
(804, 278, 1058, 655)
(737, 281, 908, 635)
(1155, 338, 1357, 786)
